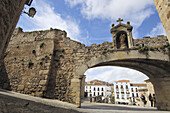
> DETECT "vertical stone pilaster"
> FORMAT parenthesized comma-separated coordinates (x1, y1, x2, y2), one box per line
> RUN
(70, 78, 81, 107)
(152, 77, 170, 110)
(80, 75, 86, 99)
(153, 0, 170, 43)
(128, 31, 134, 48)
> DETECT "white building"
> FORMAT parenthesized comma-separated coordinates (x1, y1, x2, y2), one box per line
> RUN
(84, 80, 113, 101)
(114, 80, 146, 105)
(130, 83, 146, 103)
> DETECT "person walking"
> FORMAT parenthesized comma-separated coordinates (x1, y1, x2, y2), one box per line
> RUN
(149, 93, 153, 107)
(141, 94, 146, 107)
(153, 94, 156, 107)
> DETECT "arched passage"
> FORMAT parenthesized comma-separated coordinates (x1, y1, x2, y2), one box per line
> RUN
(73, 51, 170, 110)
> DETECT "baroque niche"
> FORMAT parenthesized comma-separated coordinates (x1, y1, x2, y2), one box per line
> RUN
(110, 18, 134, 49)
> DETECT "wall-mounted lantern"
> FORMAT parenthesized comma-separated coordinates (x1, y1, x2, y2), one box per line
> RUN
(23, 7, 36, 17)
(23, 0, 36, 17)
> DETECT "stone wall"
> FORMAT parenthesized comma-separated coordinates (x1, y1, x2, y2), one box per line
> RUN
(0, 0, 26, 60)
(134, 35, 168, 48)
(2, 28, 56, 97)
(0, 28, 169, 105)
(153, 0, 170, 43)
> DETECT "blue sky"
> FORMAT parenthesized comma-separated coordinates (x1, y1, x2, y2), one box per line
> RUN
(17, 0, 166, 83)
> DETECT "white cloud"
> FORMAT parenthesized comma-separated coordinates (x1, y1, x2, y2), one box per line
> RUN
(65, 0, 154, 29)
(147, 22, 166, 37)
(85, 66, 148, 83)
(18, 0, 80, 41)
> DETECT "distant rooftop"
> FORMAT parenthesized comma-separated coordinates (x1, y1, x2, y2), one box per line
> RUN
(86, 79, 113, 86)
(130, 83, 147, 87)
(115, 80, 130, 83)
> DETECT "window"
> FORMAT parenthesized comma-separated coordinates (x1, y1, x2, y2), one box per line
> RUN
(90, 94, 92, 97)
(136, 93, 139, 97)
(94, 87, 96, 91)
(121, 85, 123, 89)
(126, 88, 129, 92)
(132, 93, 134, 97)
(126, 85, 128, 89)
(94, 92, 95, 96)
(117, 94, 119, 99)
(101, 88, 104, 91)
(136, 88, 138, 92)
(89, 90, 91, 92)
(101, 92, 104, 96)
(116, 85, 118, 88)
(90, 86, 91, 89)
(127, 95, 129, 99)
(122, 95, 124, 99)
(98, 92, 99, 96)
(131, 88, 133, 92)
(98, 88, 100, 91)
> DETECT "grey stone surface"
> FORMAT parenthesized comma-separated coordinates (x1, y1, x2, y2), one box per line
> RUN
(0, 89, 81, 113)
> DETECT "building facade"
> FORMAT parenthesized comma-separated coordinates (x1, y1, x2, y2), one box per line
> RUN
(114, 80, 146, 105)
(130, 83, 147, 104)
(136, 79, 156, 107)
(84, 80, 113, 102)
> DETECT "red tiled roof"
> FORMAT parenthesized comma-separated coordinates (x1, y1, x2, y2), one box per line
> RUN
(144, 79, 150, 82)
(116, 80, 130, 83)
(131, 83, 147, 87)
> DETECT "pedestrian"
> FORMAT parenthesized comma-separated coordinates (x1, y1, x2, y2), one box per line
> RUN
(153, 94, 156, 107)
(149, 93, 153, 107)
(141, 94, 146, 107)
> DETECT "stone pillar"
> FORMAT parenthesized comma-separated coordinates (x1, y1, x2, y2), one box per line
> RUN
(127, 31, 134, 48)
(70, 78, 81, 107)
(0, 0, 27, 60)
(152, 77, 170, 110)
(153, 0, 170, 43)
(80, 75, 86, 99)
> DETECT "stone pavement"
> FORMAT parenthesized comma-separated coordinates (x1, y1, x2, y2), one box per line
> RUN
(0, 89, 169, 113)
(80, 102, 170, 113)
(0, 89, 81, 113)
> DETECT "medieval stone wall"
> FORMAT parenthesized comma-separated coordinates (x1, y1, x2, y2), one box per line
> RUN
(134, 35, 168, 47)
(0, 29, 169, 105)
(1, 28, 56, 97)
(0, 0, 26, 60)
(153, 0, 170, 43)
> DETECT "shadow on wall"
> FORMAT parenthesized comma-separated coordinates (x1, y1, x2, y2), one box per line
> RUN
(0, 59, 11, 90)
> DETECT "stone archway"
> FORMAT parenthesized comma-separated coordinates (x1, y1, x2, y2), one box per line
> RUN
(74, 51, 170, 110)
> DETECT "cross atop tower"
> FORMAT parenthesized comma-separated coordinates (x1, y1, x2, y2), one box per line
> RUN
(116, 18, 123, 24)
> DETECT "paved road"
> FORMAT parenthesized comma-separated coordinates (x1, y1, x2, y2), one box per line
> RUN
(0, 89, 169, 113)
(79, 102, 170, 113)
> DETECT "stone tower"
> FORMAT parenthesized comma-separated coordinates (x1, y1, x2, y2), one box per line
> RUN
(110, 18, 134, 49)
(153, 0, 170, 43)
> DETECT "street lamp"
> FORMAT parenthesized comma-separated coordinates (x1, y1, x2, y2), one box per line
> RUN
(23, 7, 36, 17)
(24, 0, 36, 17)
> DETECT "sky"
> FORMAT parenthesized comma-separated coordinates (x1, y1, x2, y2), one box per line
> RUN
(17, 0, 166, 83)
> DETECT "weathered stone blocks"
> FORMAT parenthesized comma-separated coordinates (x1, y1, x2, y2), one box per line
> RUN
(0, 28, 169, 110)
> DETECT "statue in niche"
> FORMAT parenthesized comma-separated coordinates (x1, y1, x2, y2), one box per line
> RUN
(119, 34, 127, 49)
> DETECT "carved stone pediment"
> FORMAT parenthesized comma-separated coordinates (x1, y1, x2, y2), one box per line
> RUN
(110, 18, 134, 49)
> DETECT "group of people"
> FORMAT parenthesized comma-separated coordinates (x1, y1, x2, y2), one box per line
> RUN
(140, 93, 156, 107)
